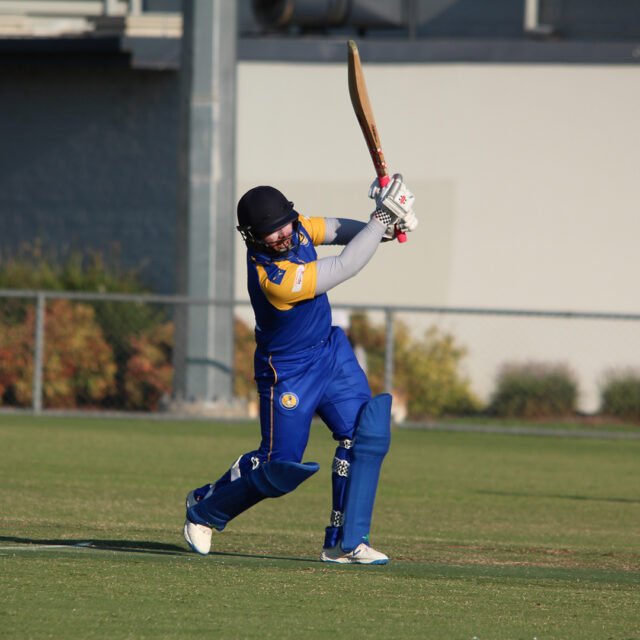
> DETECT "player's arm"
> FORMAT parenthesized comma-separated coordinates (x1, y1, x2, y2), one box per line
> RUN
(322, 218, 367, 245)
(315, 216, 386, 295)
(315, 174, 418, 294)
(319, 172, 419, 247)
(265, 175, 417, 300)
(260, 216, 385, 307)
(301, 214, 372, 246)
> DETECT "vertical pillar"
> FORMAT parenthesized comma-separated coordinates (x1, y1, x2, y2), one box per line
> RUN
(175, 0, 236, 404)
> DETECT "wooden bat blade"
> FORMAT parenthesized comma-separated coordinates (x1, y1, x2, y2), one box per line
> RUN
(347, 40, 388, 183)
(348, 40, 406, 243)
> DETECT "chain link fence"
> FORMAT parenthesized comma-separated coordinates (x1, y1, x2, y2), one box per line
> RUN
(1, 289, 639, 419)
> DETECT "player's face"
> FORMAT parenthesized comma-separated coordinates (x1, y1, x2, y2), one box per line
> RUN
(262, 222, 294, 252)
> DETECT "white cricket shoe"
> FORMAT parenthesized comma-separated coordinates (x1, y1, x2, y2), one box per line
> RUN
(183, 520, 212, 555)
(320, 542, 389, 565)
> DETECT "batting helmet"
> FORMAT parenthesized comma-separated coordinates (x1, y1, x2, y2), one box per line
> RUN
(236, 186, 299, 255)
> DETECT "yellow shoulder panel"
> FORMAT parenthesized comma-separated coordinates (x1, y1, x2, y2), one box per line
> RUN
(298, 215, 326, 246)
(256, 260, 318, 311)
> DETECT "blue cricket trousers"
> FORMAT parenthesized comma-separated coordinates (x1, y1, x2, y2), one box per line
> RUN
(253, 325, 371, 463)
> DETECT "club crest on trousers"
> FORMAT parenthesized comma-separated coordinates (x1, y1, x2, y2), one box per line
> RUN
(279, 392, 299, 410)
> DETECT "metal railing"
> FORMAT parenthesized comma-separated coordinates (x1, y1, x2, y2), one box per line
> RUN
(1, 288, 639, 417)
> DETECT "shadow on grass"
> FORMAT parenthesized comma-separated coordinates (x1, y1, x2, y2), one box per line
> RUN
(0, 535, 187, 556)
(0, 535, 322, 563)
(476, 490, 640, 504)
(3, 536, 637, 582)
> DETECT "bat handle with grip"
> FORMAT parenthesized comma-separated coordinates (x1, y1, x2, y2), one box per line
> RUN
(377, 175, 407, 243)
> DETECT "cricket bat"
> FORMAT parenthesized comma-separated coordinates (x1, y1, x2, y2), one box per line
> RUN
(347, 40, 407, 243)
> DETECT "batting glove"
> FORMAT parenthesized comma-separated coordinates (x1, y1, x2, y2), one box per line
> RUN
(377, 174, 415, 221)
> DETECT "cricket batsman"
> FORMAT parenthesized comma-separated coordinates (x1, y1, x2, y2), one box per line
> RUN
(183, 175, 417, 564)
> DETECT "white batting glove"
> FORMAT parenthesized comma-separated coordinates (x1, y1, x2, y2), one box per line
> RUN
(371, 207, 398, 229)
(378, 210, 418, 241)
(397, 209, 418, 234)
(368, 177, 391, 201)
(377, 174, 415, 222)
(381, 223, 398, 241)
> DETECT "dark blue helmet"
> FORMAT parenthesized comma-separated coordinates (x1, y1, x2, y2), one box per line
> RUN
(236, 186, 299, 256)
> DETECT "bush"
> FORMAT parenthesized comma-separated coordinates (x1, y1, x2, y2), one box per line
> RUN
(92, 300, 167, 407)
(349, 313, 479, 419)
(0, 243, 170, 410)
(0, 242, 148, 293)
(123, 322, 174, 411)
(0, 242, 166, 348)
(489, 362, 578, 419)
(0, 299, 117, 408)
(399, 326, 481, 418)
(0, 243, 155, 321)
(234, 317, 257, 400)
(600, 372, 640, 422)
(0, 309, 35, 405)
(348, 312, 387, 394)
(232, 313, 480, 418)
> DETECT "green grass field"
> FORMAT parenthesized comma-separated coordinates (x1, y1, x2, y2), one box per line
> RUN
(1, 415, 638, 640)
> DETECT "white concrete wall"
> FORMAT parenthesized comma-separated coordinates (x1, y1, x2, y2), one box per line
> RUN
(236, 62, 640, 411)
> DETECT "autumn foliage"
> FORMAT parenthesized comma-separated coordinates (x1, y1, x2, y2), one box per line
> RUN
(0, 299, 116, 408)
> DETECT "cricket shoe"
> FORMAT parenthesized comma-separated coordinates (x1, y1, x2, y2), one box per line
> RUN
(320, 543, 389, 565)
(183, 520, 212, 555)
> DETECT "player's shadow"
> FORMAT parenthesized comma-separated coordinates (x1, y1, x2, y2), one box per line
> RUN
(0, 535, 322, 563)
(0, 535, 187, 556)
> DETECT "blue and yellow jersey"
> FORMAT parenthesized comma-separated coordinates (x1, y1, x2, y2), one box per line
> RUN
(246, 215, 332, 353)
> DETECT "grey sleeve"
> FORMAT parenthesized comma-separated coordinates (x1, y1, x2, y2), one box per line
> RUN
(315, 218, 386, 295)
(322, 218, 368, 245)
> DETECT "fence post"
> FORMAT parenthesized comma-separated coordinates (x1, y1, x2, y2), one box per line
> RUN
(32, 292, 45, 414)
(384, 308, 394, 394)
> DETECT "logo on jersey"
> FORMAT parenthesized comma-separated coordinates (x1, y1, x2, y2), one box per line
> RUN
(268, 266, 286, 285)
(292, 264, 305, 292)
(279, 392, 299, 410)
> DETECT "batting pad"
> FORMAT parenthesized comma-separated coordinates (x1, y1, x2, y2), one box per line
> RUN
(187, 460, 319, 531)
(324, 438, 354, 550)
(340, 393, 392, 552)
